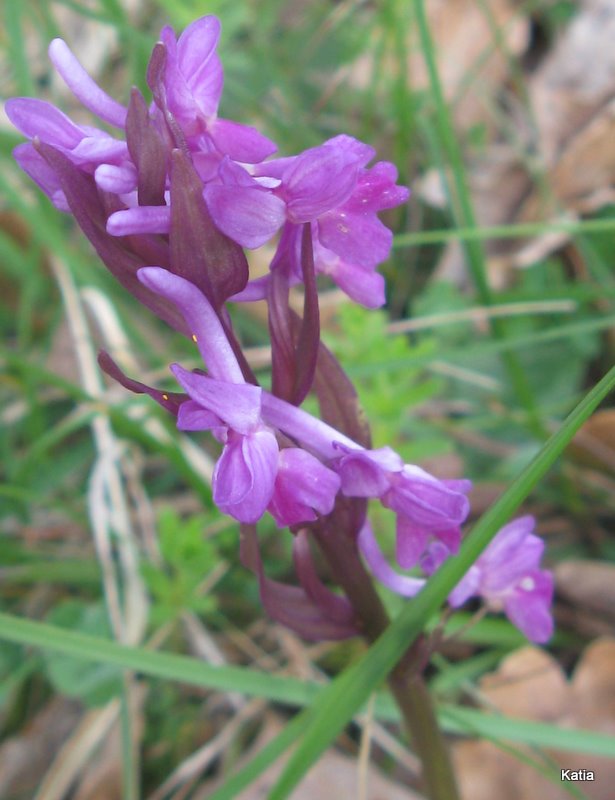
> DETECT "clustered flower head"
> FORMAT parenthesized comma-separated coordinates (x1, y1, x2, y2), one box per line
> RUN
(8, 16, 554, 644)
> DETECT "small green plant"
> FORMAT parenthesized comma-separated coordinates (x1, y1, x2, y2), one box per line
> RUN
(142, 509, 221, 626)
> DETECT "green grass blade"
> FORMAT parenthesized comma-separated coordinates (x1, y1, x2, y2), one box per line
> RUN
(439, 706, 615, 757)
(0, 608, 614, 800)
(4, 2, 36, 96)
(393, 217, 615, 248)
(267, 364, 615, 799)
(0, 612, 319, 706)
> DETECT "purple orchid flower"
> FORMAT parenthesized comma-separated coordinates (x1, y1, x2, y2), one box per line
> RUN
(120, 267, 341, 526)
(5, 98, 131, 207)
(331, 445, 470, 567)
(154, 16, 276, 163)
(8, 20, 406, 314)
(358, 515, 554, 643)
(226, 136, 409, 306)
(173, 366, 280, 523)
(6, 37, 135, 206)
(447, 515, 554, 643)
(101, 266, 464, 542)
(8, 18, 277, 253)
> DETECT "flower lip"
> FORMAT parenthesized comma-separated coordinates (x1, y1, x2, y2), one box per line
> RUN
(213, 429, 279, 523)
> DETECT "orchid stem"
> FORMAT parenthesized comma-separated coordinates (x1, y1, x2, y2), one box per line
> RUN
(314, 527, 460, 800)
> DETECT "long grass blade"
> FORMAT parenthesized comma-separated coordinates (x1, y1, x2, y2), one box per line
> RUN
(267, 364, 615, 799)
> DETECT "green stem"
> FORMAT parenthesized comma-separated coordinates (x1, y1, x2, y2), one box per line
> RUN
(314, 527, 459, 800)
(389, 671, 459, 800)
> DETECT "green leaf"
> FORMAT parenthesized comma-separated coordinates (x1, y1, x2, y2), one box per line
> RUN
(0, 610, 320, 707)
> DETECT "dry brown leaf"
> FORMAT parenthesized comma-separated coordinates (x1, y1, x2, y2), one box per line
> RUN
(569, 639, 615, 732)
(410, 0, 529, 131)
(454, 640, 615, 800)
(420, 1, 615, 283)
(530, 0, 615, 162)
(477, 647, 570, 722)
(555, 560, 615, 623)
(0, 698, 82, 798)
(453, 738, 564, 800)
(349, 0, 528, 133)
(569, 409, 615, 474)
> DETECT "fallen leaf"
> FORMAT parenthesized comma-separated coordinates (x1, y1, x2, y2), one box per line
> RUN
(569, 409, 615, 475)
(419, 1, 615, 283)
(477, 646, 569, 722)
(555, 561, 615, 623)
(454, 640, 615, 800)
(0, 698, 82, 798)
(351, 0, 529, 133)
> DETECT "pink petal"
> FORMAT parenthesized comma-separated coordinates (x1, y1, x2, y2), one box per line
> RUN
(177, 16, 220, 77)
(326, 257, 386, 309)
(214, 430, 279, 522)
(482, 516, 536, 565)
(395, 517, 428, 569)
(483, 535, 545, 594)
(325, 134, 375, 166)
(504, 570, 554, 643)
(384, 467, 470, 530)
(448, 565, 482, 608)
(13, 143, 64, 204)
(358, 523, 425, 597)
(318, 211, 392, 268)
(420, 540, 452, 575)
(283, 144, 359, 222)
(334, 448, 392, 497)
(268, 448, 340, 527)
(345, 162, 410, 213)
(48, 39, 127, 128)
(95, 163, 138, 193)
(138, 267, 243, 381)
(107, 206, 171, 236)
(176, 399, 223, 431)
(204, 184, 285, 248)
(209, 118, 277, 162)
(170, 365, 262, 435)
(6, 98, 83, 148)
(230, 274, 271, 303)
(71, 136, 128, 164)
